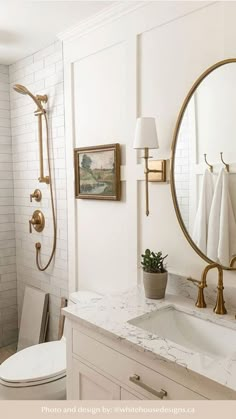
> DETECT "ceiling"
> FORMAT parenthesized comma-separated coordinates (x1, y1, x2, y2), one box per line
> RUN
(0, 1, 112, 65)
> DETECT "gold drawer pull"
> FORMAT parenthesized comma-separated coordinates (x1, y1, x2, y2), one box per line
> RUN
(129, 374, 167, 399)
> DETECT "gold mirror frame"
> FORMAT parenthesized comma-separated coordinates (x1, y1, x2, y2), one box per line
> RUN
(170, 58, 236, 271)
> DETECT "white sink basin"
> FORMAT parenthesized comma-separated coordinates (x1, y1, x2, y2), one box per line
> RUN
(128, 306, 236, 358)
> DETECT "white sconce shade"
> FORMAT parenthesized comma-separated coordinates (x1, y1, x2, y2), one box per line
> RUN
(133, 117, 159, 149)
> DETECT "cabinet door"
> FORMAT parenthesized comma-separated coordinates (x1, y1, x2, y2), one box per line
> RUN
(70, 358, 120, 400)
(121, 388, 144, 400)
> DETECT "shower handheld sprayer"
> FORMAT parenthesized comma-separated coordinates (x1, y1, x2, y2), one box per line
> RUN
(13, 84, 57, 271)
(14, 84, 49, 184)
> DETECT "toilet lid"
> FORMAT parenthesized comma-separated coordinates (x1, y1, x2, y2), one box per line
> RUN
(0, 340, 66, 385)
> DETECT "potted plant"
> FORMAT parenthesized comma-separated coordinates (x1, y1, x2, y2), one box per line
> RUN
(141, 249, 168, 299)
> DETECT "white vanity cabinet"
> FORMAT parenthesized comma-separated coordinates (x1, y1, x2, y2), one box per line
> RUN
(66, 322, 211, 400)
(70, 358, 146, 400)
(70, 359, 121, 400)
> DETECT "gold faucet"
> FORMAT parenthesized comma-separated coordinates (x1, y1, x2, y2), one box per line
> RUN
(187, 263, 227, 315)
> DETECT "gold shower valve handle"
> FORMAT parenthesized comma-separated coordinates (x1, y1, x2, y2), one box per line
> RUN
(29, 210, 45, 234)
(30, 189, 42, 202)
(29, 218, 34, 233)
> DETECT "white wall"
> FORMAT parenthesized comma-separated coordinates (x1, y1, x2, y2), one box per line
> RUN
(9, 41, 68, 341)
(196, 65, 236, 217)
(0, 65, 17, 348)
(62, 1, 236, 294)
(196, 64, 236, 162)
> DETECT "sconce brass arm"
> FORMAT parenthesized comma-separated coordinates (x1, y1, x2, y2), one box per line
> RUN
(143, 148, 166, 216)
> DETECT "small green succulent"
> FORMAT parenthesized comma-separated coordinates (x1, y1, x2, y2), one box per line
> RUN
(141, 249, 168, 273)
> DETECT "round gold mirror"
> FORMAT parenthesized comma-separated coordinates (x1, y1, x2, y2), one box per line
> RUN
(171, 59, 236, 270)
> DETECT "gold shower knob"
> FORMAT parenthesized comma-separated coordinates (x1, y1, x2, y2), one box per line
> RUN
(29, 210, 45, 233)
(30, 189, 42, 202)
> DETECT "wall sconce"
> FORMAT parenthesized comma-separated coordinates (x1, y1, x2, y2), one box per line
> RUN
(133, 117, 166, 216)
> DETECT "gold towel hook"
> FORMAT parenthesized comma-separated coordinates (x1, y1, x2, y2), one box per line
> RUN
(204, 154, 213, 172)
(220, 152, 229, 172)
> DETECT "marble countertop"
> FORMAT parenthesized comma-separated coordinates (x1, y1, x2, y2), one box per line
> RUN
(63, 280, 236, 393)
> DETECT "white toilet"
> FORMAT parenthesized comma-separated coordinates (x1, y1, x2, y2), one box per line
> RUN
(0, 291, 102, 400)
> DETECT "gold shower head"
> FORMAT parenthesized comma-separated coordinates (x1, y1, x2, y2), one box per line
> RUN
(13, 84, 29, 95)
(13, 84, 46, 110)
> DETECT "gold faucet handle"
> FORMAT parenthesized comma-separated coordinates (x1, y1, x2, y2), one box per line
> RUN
(29, 216, 38, 233)
(187, 277, 201, 285)
(29, 210, 45, 234)
(30, 189, 42, 202)
(29, 218, 34, 233)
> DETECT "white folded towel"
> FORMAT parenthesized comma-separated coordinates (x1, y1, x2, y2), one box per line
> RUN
(207, 168, 236, 265)
(192, 169, 214, 254)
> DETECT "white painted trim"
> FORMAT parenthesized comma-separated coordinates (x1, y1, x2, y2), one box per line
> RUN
(64, 62, 78, 293)
(57, 1, 146, 42)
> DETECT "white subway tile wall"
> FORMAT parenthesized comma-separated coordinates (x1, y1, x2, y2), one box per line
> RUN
(0, 65, 17, 347)
(9, 41, 68, 341)
(174, 109, 192, 231)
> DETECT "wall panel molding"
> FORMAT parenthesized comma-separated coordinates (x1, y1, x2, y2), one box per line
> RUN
(58, 2, 146, 43)
(62, 1, 236, 293)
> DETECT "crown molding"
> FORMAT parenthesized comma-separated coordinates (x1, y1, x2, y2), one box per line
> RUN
(57, 1, 147, 42)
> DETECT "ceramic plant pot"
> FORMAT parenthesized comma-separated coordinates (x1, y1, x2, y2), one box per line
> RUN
(143, 271, 168, 299)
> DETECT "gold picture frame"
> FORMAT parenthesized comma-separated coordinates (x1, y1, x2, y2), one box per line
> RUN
(74, 143, 121, 200)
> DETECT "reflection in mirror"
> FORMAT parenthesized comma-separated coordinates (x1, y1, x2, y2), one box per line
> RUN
(172, 60, 236, 269)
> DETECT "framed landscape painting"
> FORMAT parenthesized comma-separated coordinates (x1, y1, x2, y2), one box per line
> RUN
(74, 143, 121, 200)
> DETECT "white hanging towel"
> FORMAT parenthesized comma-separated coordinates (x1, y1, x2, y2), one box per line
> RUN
(192, 169, 214, 254)
(218, 170, 236, 266)
(207, 169, 223, 262)
(207, 168, 236, 265)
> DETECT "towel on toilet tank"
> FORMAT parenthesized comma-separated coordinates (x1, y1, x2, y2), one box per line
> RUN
(192, 169, 214, 254)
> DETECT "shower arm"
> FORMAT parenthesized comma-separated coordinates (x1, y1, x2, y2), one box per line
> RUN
(35, 108, 50, 184)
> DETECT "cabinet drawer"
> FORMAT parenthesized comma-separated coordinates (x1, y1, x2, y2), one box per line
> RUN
(72, 329, 206, 400)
